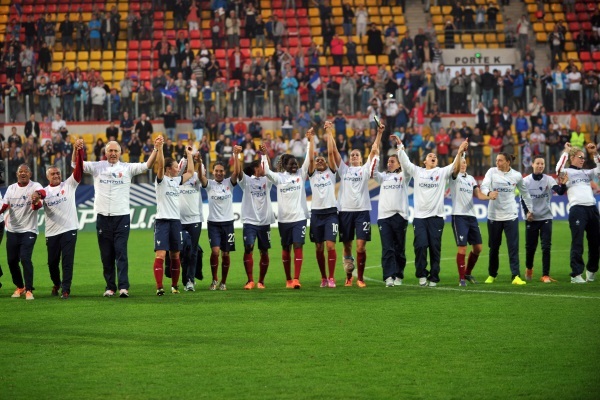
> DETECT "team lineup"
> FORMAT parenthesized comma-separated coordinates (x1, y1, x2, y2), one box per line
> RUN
(1, 122, 599, 299)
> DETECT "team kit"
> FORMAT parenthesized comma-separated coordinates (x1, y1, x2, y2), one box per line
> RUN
(2, 122, 599, 300)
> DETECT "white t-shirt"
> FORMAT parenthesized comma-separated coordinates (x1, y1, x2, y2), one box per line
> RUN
(179, 172, 204, 224)
(397, 148, 455, 219)
(238, 173, 275, 226)
(567, 72, 582, 91)
(3, 180, 44, 234)
(204, 178, 236, 222)
(480, 167, 532, 221)
(155, 175, 182, 220)
(262, 155, 309, 223)
(43, 176, 79, 236)
(337, 159, 375, 212)
(83, 161, 148, 216)
(308, 167, 337, 212)
(522, 174, 557, 221)
(449, 173, 478, 217)
(556, 153, 600, 207)
(373, 158, 410, 220)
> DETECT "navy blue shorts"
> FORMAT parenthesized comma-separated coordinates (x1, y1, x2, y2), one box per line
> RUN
(207, 221, 236, 252)
(279, 220, 307, 246)
(154, 219, 183, 252)
(243, 224, 271, 250)
(310, 211, 339, 243)
(339, 210, 371, 242)
(451, 215, 482, 246)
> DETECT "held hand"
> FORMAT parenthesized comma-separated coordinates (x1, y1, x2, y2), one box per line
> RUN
(323, 121, 333, 132)
(564, 142, 572, 153)
(585, 143, 597, 154)
(233, 145, 242, 155)
(306, 128, 314, 140)
(558, 172, 569, 185)
(31, 192, 40, 204)
(526, 212, 533, 222)
(378, 123, 386, 135)
(391, 134, 403, 147)
(259, 143, 268, 154)
(459, 139, 469, 153)
(488, 191, 499, 200)
(185, 145, 194, 155)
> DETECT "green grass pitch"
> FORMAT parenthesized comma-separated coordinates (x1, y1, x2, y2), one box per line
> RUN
(0, 220, 599, 399)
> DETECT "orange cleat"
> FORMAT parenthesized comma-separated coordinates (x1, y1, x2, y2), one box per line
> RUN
(25, 291, 35, 300)
(244, 281, 255, 290)
(357, 280, 367, 288)
(344, 277, 353, 287)
(540, 275, 557, 283)
(286, 280, 294, 288)
(292, 279, 301, 289)
(525, 268, 533, 281)
(11, 287, 25, 298)
(257, 282, 265, 289)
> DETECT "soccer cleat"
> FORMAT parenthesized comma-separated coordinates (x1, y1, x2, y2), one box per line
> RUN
(185, 281, 196, 292)
(209, 280, 218, 290)
(385, 277, 395, 287)
(484, 276, 495, 284)
(418, 277, 428, 286)
(11, 287, 25, 298)
(525, 268, 533, 281)
(25, 291, 34, 300)
(51, 285, 60, 296)
(60, 292, 69, 300)
(357, 280, 367, 288)
(320, 278, 328, 288)
(219, 282, 227, 291)
(459, 279, 467, 287)
(571, 275, 586, 284)
(156, 288, 165, 296)
(285, 280, 294, 288)
(244, 281, 255, 290)
(540, 276, 557, 283)
(344, 277, 353, 287)
(328, 278, 336, 288)
(512, 276, 527, 285)
(586, 271, 596, 282)
(171, 286, 180, 294)
(103, 289, 115, 297)
(428, 282, 437, 287)
(343, 256, 355, 274)
(292, 279, 301, 289)
(393, 278, 403, 286)
(257, 282, 266, 289)
(465, 275, 478, 284)
(119, 289, 129, 298)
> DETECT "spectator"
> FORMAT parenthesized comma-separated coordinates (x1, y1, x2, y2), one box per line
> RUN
(249, 117, 263, 139)
(435, 128, 451, 167)
(367, 23, 384, 55)
(91, 82, 107, 121)
(468, 127, 485, 176)
(331, 34, 344, 67)
(515, 109, 529, 134)
(355, 5, 368, 38)
(51, 113, 68, 140)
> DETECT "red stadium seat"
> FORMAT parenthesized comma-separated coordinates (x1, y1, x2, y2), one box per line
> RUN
(592, 52, 600, 61)
(140, 41, 152, 50)
(140, 71, 151, 81)
(140, 60, 151, 70)
(566, 13, 577, 22)
(583, 62, 594, 72)
(580, 52, 591, 61)
(190, 30, 201, 40)
(129, 40, 140, 50)
(140, 50, 152, 59)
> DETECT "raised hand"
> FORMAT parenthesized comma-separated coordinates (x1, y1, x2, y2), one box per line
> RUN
(459, 139, 469, 153)
(259, 143, 268, 154)
(233, 145, 243, 155)
(306, 128, 314, 140)
(564, 142, 572, 153)
(586, 143, 597, 154)
(391, 134, 403, 147)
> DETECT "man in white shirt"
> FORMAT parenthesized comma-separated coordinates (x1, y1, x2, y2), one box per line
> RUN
(39, 141, 85, 299)
(567, 66, 582, 111)
(77, 137, 160, 297)
(1, 164, 44, 300)
(51, 112, 68, 140)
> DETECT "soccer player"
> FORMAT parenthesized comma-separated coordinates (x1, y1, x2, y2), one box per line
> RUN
(199, 156, 238, 291)
(373, 132, 410, 287)
(308, 123, 339, 288)
(521, 156, 567, 283)
(1, 165, 44, 300)
(79, 138, 160, 298)
(327, 123, 380, 287)
(39, 140, 85, 299)
(450, 155, 490, 286)
(555, 142, 600, 283)
(393, 135, 469, 287)
(153, 137, 194, 296)
(480, 153, 533, 285)
(261, 133, 310, 289)
(235, 145, 275, 289)
(177, 153, 206, 291)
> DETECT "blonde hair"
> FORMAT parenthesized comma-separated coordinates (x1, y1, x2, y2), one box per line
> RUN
(567, 146, 584, 167)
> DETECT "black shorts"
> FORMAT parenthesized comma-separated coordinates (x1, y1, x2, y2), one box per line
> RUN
(309, 210, 339, 243)
(451, 215, 482, 246)
(243, 224, 271, 251)
(207, 221, 236, 252)
(278, 220, 307, 246)
(339, 210, 371, 242)
(154, 219, 183, 252)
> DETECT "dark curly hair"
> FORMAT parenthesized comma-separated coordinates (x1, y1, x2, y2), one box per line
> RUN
(277, 154, 296, 173)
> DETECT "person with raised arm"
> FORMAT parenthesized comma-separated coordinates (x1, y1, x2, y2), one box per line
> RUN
(39, 139, 85, 299)
(450, 152, 491, 286)
(309, 123, 339, 287)
(261, 132, 310, 289)
(480, 153, 533, 285)
(327, 120, 380, 287)
(199, 152, 239, 291)
(152, 137, 194, 296)
(236, 144, 276, 289)
(393, 134, 469, 287)
(555, 142, 600, 283)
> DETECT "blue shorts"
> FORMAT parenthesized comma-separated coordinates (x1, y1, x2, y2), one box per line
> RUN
(339, 210, 371, 242)
(207, 221, 236, 252)
(243, 224, 271, 251)
(310, 210, 339, 243)
(154, 219, 182, 252)
(452, 215, 482, 246)
(278, 220, 307, 247)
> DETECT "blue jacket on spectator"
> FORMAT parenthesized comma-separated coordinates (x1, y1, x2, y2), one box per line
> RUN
(512, 73, 524, 97)
(395, 108, 409, 128)
(334, 116, 347, 138)
(515, 116, 529, 133)
(281, 76, 298, 95)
